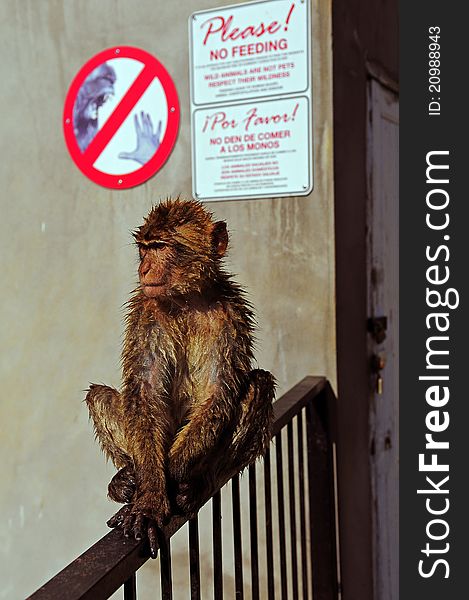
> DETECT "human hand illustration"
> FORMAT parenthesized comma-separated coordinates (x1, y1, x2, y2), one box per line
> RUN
(119, 112, 162, 165)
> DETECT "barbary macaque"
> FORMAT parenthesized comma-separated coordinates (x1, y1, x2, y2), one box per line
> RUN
(85, 199, 275, 557)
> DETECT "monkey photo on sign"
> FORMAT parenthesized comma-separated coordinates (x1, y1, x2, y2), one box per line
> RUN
(85, 199, 275, 557)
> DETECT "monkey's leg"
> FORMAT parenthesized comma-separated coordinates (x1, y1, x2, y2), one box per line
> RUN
(174, 369, 275, 515)
(85, 384, 131, 467)
(228, 368, 275, 471)
(85, 385, 136, 502)
(86, 385, 162, 551)
(168, 393, 234, 483)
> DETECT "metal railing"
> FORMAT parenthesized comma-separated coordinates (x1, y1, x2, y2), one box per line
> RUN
(29, 376, 339, 600)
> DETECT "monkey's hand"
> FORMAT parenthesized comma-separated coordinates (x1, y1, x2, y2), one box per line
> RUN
(106, 491, 170, 560)
(107, 504, 159, 559)
(132, 490, 171, 527)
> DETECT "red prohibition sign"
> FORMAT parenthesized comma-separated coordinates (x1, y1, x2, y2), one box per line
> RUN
(63, 46, 180, 189)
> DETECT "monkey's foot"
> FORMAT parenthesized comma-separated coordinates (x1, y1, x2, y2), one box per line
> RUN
(173, 483, 200, 518)
(107, 504, 159, 559)
(108, 467, 136, 504)
(172, 478, 216, 518)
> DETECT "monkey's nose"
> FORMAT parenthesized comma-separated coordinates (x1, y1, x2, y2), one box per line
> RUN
(140, 261, 151, 276)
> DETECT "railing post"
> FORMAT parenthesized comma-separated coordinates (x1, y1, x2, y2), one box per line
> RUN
(188, 516, 201, 600)
(263, 447, 275, 600)
(306, 382, 340, 600)
(248, 464, 260, 600)
(287, 420, 299, 599)
(297, 411, 310, 599)
(160, 535, 173, 600)
(275, 432, 288, 600)
(123, 574, 136, 600)
(231, 475, 244, 600)
(212, 490, 223, 600)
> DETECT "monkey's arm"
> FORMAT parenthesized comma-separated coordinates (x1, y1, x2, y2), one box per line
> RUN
(119, 306, 175, 527)
(169, 311, 254, 481)
(125, 399, 172, 526)
(168, 389, 235, 481)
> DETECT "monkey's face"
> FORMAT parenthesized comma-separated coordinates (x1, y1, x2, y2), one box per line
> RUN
(136, 236, 216, 299)
(134, 200, 229, 299)
(138, 241, 174, 298)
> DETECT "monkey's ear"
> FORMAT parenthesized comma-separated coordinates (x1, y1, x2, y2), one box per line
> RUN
(212, 221, 228, 257)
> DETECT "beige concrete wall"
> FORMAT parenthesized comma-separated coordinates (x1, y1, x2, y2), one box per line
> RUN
(0, 0, 334, 597)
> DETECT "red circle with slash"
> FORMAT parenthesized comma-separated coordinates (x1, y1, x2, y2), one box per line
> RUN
(63, 46, 179, 189)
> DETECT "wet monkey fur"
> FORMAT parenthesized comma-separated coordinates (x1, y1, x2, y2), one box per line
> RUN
(85, 199, 275, 557)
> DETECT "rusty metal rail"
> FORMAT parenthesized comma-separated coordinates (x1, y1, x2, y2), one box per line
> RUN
(29, 376, 340, 600)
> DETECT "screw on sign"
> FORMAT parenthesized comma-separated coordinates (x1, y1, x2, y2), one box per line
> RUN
(63, 46, 180, 189)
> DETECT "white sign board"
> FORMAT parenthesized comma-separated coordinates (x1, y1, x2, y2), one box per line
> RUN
(190, 0, 309, 104)
(192, 97, 310, 198)
(190, 0, 312, 201)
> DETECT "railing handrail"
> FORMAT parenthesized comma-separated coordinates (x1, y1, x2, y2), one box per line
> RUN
(29, 376, 334, 600)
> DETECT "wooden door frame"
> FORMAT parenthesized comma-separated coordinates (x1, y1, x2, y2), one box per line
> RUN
(366, 79, 399, 600)
(332, 1, 398, 598)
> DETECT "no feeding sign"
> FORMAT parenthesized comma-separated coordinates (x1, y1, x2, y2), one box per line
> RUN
(63, 46, 180, 189)
(190, 0, 313, 201)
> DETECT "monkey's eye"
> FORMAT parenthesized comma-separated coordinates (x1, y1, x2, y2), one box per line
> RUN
(138, 241, 167, 259)
(147, 241, 168, 251)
